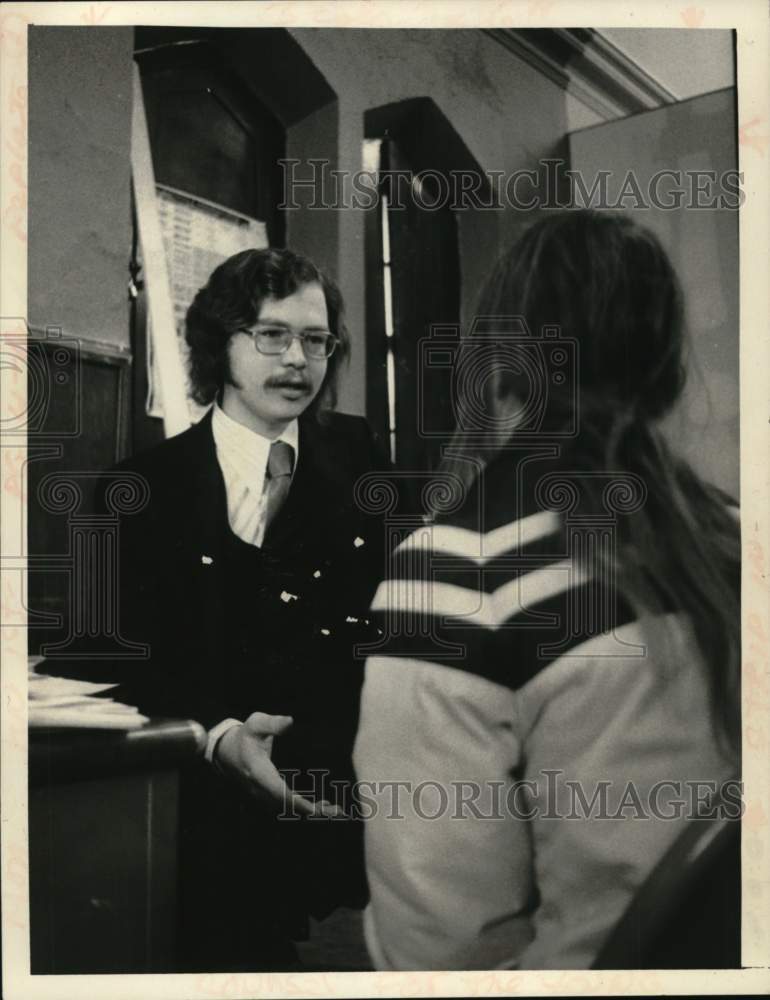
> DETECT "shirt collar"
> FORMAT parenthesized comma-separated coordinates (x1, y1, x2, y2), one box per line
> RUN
(212, 402, 298, 487)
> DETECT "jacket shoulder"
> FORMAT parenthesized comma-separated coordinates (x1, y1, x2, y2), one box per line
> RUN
(317, 411, 389, 467)
(320, 410, 370, 438)
(114, 419, 210, 478)
(93, 418, 213, 515)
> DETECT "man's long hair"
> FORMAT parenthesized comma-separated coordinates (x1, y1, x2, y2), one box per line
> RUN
(442, 210, 740, 751)
(185, 247, 350, 419)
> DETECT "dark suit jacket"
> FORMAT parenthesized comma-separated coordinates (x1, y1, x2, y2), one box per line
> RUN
(97, 409, 384, 721)
(56, 408, 387, 970)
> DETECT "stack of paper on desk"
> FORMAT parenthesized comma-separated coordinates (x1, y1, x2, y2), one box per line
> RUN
(29, 661, 150, 730)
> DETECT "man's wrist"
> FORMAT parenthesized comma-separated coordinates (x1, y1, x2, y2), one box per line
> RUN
(204, 718, 243, 765)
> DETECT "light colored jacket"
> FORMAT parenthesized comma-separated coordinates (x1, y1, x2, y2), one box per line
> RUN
(353, 507, 736, 970)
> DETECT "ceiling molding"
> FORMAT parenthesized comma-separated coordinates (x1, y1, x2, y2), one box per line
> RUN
(484, 28, 678, 122)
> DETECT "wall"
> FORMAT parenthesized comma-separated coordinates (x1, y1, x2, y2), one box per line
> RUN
(28, 27, 569, 419)
(289, 28, 568, 415)
(597, 28, 735, 101)
(566, 91, 605, 132)
(27, 28, 137, 647)
(28, 27, 135, 350)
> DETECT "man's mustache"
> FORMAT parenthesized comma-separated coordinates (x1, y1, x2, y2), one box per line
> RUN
(266, 376, 312, 390)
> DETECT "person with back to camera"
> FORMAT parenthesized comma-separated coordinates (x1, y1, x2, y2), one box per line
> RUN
(353, 209, 741, 969)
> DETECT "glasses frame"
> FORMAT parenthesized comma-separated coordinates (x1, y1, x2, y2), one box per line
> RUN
(241, 325, 339, 360)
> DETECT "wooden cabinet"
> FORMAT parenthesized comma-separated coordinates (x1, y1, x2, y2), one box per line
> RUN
(29, 719, 205, 974)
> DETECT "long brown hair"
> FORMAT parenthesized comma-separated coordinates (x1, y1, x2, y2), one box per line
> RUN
(443, 211, 740, 750)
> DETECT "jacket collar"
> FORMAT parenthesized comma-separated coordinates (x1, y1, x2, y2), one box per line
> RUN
(179, 408, 347, 554)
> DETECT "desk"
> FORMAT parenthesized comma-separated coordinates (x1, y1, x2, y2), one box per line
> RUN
(29, 718, 206, 974)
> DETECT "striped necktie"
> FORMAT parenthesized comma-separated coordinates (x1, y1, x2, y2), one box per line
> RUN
(264, 440, 294, 533)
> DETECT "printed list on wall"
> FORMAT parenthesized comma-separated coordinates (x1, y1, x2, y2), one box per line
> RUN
(147, 184, 268, 422)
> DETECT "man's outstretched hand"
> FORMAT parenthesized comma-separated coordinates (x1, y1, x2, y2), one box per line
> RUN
(214, 711, 343, 818)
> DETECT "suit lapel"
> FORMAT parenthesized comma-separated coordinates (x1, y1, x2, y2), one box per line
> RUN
(180, 414, 353, 644)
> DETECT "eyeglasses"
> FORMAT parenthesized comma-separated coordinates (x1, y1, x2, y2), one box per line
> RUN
(242, 325, 339, 360)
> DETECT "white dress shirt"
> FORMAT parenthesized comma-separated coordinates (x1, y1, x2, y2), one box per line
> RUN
(211, 401, 299, 548)
(204, 402, 299, 762)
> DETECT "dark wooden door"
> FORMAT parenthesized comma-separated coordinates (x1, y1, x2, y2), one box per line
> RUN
(371, 138, 460, 475)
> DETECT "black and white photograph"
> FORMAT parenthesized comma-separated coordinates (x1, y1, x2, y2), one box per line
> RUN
(1, 1, 768, 997)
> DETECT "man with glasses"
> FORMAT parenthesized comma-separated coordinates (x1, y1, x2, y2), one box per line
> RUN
(87, 248, 385, 970)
